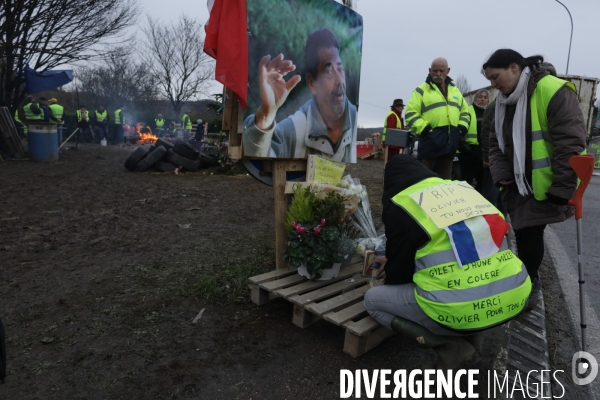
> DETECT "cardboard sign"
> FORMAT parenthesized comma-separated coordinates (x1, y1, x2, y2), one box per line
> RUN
(306, 154, 346, 184)
(410, 182, 497, 228)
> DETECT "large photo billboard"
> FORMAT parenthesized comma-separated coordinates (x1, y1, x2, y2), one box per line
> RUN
(242, 0, 363, 163)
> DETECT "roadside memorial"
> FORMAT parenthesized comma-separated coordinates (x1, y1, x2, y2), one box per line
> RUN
(206, 0, 394, 357)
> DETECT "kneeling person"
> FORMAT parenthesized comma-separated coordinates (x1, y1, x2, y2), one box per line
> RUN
(364, 155, 531, 369)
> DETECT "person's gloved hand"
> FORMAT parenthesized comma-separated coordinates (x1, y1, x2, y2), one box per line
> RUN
(421, 125, 432, 136)
(458, 125, 468, 137)
(546, 192, 569, 206)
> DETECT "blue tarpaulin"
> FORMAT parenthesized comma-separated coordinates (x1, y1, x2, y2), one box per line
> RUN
(23, 66, 73, 93)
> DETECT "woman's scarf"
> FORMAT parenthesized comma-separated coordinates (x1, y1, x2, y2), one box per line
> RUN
(495, 66, 533, 196)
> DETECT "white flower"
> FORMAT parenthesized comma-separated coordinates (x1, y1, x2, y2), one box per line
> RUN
(338, 179, 351, 189)
(355, 244, 366, 255)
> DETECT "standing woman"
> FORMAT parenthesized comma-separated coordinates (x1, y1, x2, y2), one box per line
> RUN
(482, 49, 586, 310)
(459, 89, 489, 192)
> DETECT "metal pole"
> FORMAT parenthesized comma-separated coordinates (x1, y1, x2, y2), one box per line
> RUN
(554, 0, 573, 75)
(576, 218, 587, 351)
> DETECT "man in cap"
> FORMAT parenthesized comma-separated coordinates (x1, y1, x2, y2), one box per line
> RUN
(48, 98, 64, 146)
(382, 99, 406, 162)
(405, 57, 470, 179)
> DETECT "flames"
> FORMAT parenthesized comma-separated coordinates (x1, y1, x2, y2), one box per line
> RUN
(124, 123, 157, 144)
(138, 132, 157, 144)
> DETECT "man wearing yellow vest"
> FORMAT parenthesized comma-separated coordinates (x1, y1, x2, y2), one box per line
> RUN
(76, 105, 93, 145)
(382, 99, 405, 161)
(405, 58, 470, 179)
(23, 96, 44, 122)
(114, 105, 126, 144)
(154, 114, 165, 137)
(93, 105, 110, 143)
(48, 98, 64, 147)
(364, 155, 531, 369)
(12, 106, 25, 138)
(181, 109, 192, 141)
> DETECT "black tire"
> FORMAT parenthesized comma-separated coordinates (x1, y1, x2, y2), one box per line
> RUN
(199, 152, 219, 168)
(155, 138, 174, 150)
(124, 147, 150, 171)
(148, 144, 157, 152)
(154, 159, 179, 172)
(135, 146, 168, 172)
(165, 149, 201, 171)
(173, 143, 199, 161)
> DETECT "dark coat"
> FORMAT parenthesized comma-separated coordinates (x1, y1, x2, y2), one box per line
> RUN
(416, 76, 464, 160)
(488, 63, 586, 230)
(381, 155, 437, 284)
(481, 101, 495, 165)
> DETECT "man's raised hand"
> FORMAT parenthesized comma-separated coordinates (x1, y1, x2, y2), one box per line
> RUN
(255, 54, 302, 130)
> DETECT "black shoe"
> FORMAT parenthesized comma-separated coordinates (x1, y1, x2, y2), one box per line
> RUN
(525, 278, 542, 311)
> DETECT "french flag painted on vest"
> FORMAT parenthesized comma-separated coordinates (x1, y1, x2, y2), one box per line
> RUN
(444, 214, 509, 268)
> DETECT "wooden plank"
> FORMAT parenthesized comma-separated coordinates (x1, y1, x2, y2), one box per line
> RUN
(251, 284, 271, 306)
(0, 107, 26, 158)
(221, 87, 234, 131)
(228, 146, 242, 160)
(345, 315, 381, 337)
(292, 304, 320, 328)
(274, 262, 363, 299)
(273, 160, 287, 270)
(288, 275, 369, 306)
(343, 326, 395, 359)
(359, 149, 380, 160)
(324, 301, 368, 326)
(260, 273, 307, 291)
(305, 284, 369, 316)
(261, 160, 307, 173)
(248, 267, 296, 285)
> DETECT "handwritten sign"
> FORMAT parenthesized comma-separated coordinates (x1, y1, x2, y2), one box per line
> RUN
(305, 154, 346, 184)
(409, 182, 497, 228)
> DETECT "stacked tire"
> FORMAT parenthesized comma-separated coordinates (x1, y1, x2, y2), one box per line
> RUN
(124, 140, 201, 172)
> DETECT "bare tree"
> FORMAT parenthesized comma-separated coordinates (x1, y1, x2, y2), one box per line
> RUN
(455, 74, 471, 95)
(75, 45, 159, 109)
(0, 0, 140, 110)
(142, 15, 215, 118)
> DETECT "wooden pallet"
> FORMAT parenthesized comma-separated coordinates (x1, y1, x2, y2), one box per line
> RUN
(0, 107, 26, 159)
(249, 258, 395, 358)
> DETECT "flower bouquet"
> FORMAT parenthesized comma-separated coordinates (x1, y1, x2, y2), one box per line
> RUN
(284, 187, 358, 280)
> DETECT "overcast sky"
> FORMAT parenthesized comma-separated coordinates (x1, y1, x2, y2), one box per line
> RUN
(140, 0, 600, 127)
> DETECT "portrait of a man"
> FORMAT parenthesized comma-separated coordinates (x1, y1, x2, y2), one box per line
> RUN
(242, 0, 363, 163)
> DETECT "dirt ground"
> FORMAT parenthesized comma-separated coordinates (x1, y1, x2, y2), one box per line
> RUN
(1, 144, 506, 399)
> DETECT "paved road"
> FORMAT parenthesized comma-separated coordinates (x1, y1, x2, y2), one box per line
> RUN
(549, 173, 600, 317)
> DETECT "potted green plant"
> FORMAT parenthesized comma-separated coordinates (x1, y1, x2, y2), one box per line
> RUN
(284, 187, 358, 280)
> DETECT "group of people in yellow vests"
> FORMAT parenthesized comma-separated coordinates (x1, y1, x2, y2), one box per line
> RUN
(14, 97, 196, 146)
